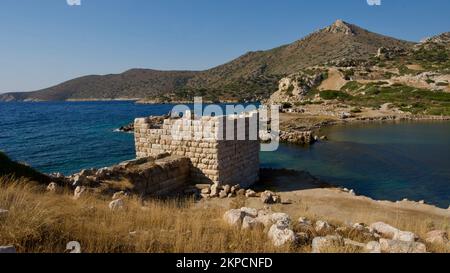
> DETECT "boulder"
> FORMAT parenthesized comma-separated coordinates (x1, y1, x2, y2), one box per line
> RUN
(73, 186, 86, 200)
(242, 216, 261, 230)
(365, 241, 382, 253)
(0, 245, 16, 253)
(311, 235, 344, 253)
(425, 230, 449, 245)
(223, 209, 244, 227)
(370, 222, 418, 242)
(230, 184, 240, 194)
(268, 221, 296, 247)
(240, 207, 258, 218)
(46, 182, 58, 192)
(393, 231, 418, 242)
(315, 220, 334, 234)
(379, 239, 427, 253)
(245, 189, 257, 198)
(109, 199, 124, 210)
(210, 184, 220, 197)
(236, 189, 246, 196)
(298, 217, 312, 225)
(260, 191, 281, 204)
(344, 238, 366, 249)
(112, 191, 126, 200)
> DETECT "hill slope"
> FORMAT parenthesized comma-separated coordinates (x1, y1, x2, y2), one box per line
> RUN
(0, 20, 415, 102)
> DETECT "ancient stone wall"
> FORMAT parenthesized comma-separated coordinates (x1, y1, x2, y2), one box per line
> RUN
(134, 112, 260, 187)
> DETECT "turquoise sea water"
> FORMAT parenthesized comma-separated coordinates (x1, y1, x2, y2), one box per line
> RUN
(0, 101, 449, 208)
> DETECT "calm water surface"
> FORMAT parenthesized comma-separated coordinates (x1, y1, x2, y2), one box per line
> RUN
(1, 102, 449, 208)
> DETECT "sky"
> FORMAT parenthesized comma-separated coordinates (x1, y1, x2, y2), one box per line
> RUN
(0, 0, 449, 93)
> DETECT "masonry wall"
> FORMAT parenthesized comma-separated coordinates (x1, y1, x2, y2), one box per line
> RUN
(134, 113, 260, 187)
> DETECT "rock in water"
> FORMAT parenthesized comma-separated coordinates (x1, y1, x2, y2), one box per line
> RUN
(311, 236, 344, 253)
(109, 199, 124, 210)
(379, 239, 427, 253)
(268, 221, 296, 247)
(223, 209, 244, 227)
(0, 245, 16, 253)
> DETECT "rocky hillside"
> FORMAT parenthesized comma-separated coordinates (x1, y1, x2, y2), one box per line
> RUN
(0, 20, 414, 103)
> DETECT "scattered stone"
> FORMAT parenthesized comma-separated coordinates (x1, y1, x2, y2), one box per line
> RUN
(425, 230, 449, 245)
(379, 239, 427, 253)
(230, 184, 240, 194)
(236, 189, 246, 196)
(210, 184, 220, 197)
(71, 174, 87, 187)
(348, 189, 355, 196)
(240, 207, 258, 218)
(46, 182, 58, 192)
(109, 199, 124, 210)
(0, 245, 16, 253)
(268, 221, 296, 247)
(270, 213, 291, 226)
(311, 235, 344, 253)
(393, 230, 418, 242)
(112, 191, 126, 200)
(227, 193, 235, 198)
(245, 189, 257, 198)
(218, 190, 228, 199)
(365, 241, 381, 253)
(370, 222, 398, 238)
(223, 209, 244, 227)
(419, 200, 425, 204)
(315, 220, 334, 234)
(260, 191, 281, 204)
(73, 186, 86, 200)
(223, 185, 231, 195)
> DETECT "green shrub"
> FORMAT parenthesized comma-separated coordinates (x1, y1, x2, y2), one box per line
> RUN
(320, 90, 352, 100)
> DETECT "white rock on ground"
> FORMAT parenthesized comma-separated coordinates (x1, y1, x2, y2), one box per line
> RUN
(267, 221, 296, 247)
(370, 222, 418, 242)
(46, 182, 58, 192)
(311, 235, 344, 253)
(242, 216, 259, 230)
(210, 184, 220, 197)
(365, 241, 382, 253)
(73, 186, 86, 200)
(223, 209, 244, 227)
(109, 199, 124, 210)
(0, 245, 16, 253)
(425, 230, 449, 245)
(223, 185, 231, 195)
(201, 187, 210, 195)
(379, 239, 427, 253)
(245, 189, 257, 198)
(315, 220, 334, 234)
(298, 217, 312, 225)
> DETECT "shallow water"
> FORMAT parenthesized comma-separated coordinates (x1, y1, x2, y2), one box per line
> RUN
(1, 102, 449, 208)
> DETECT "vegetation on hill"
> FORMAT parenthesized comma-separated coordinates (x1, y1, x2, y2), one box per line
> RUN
(0, 20, 414, 103)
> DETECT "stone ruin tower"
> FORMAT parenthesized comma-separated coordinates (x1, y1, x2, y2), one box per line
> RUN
(134, 111, 260, 187)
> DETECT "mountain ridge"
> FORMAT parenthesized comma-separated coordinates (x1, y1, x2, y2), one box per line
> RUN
(0, 20, 421, 102)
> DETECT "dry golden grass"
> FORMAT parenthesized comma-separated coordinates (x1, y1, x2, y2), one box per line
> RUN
(0, 176, 293, 253)
(1, 176, 448, 253)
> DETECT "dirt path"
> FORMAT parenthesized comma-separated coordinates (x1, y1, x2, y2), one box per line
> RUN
(318, 68, 347, 91)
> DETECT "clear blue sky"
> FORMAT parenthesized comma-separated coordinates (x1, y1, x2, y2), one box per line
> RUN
(1, 0, 449, 93)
